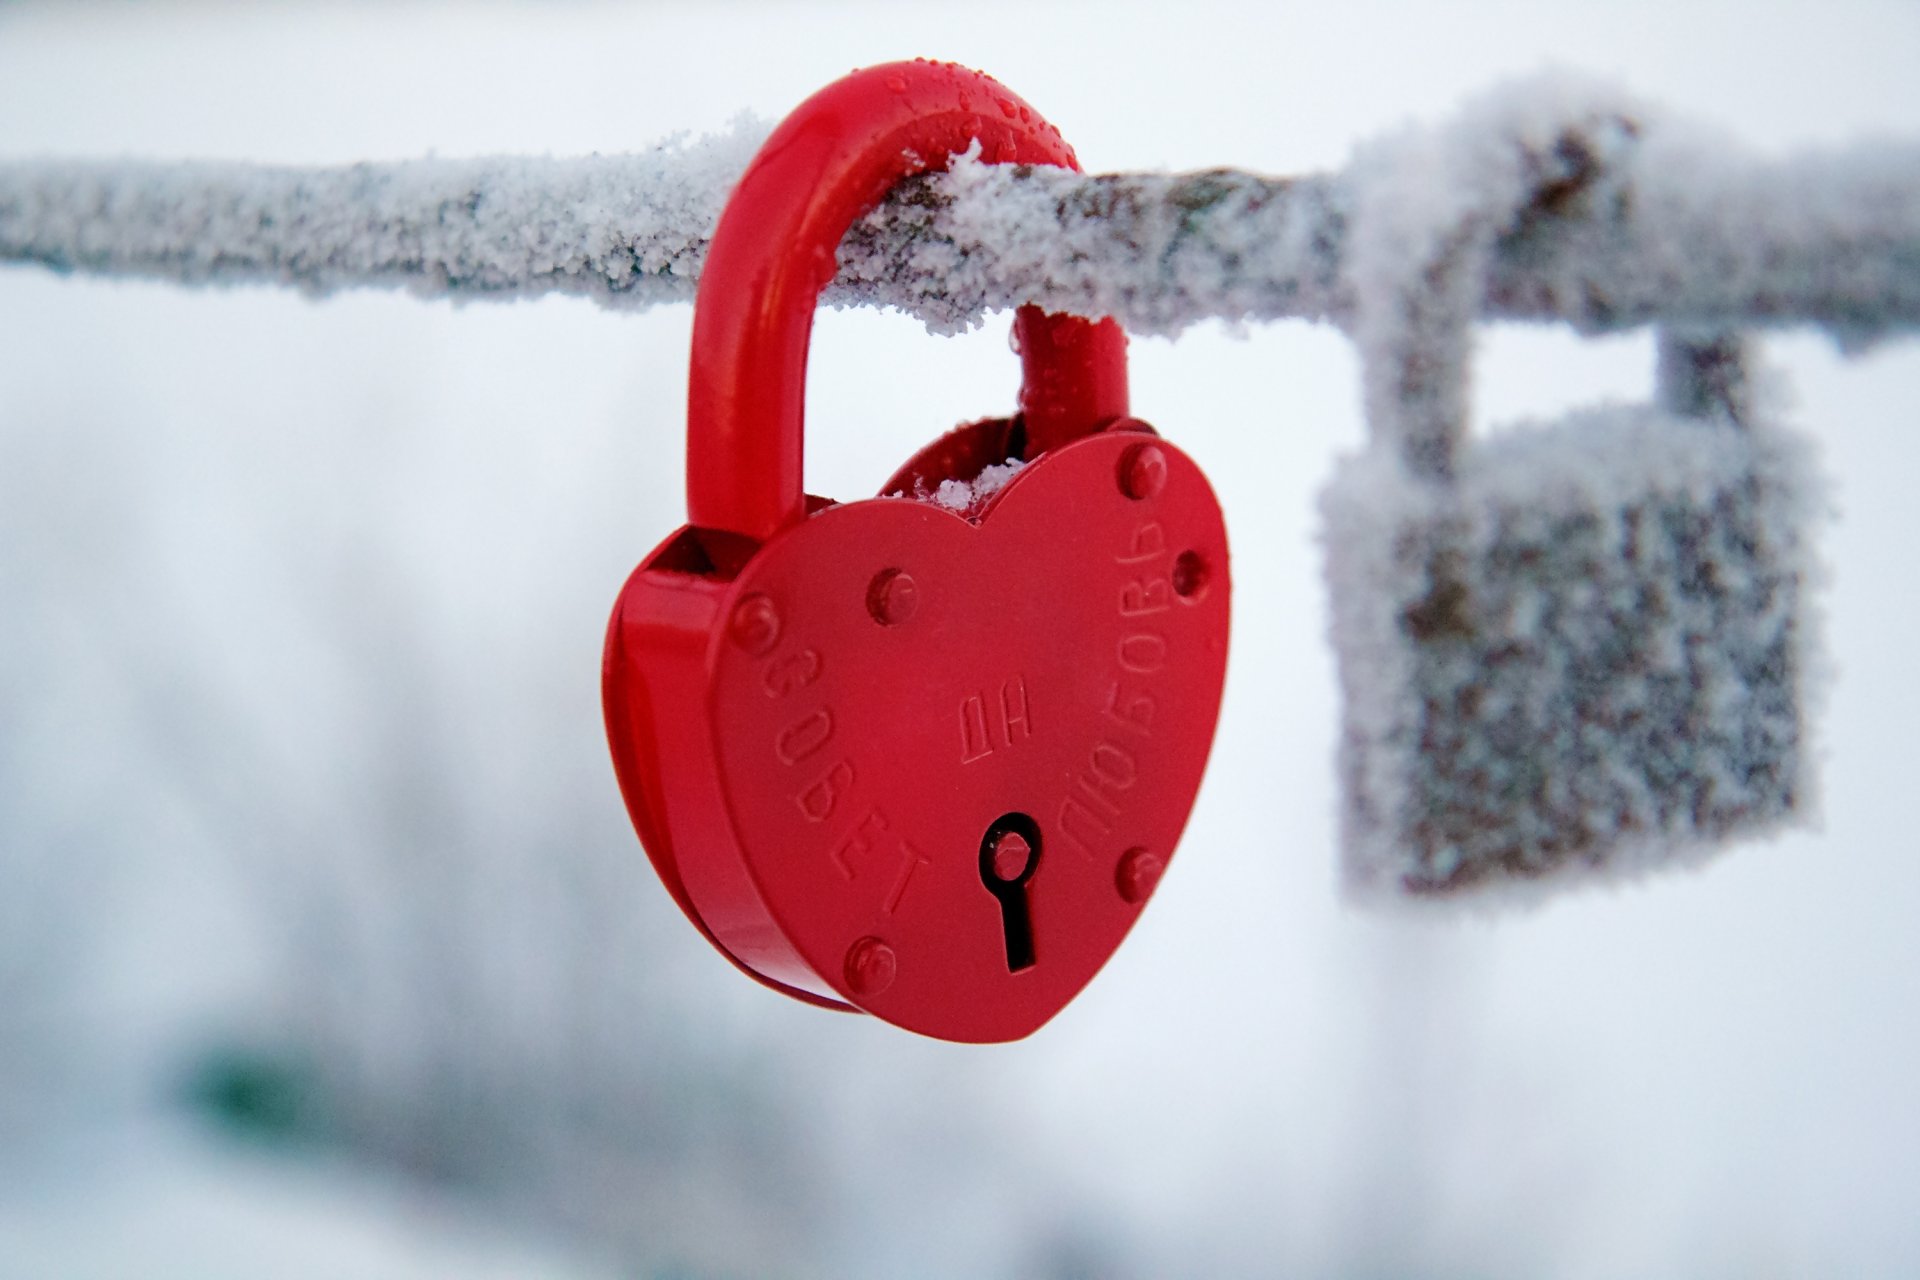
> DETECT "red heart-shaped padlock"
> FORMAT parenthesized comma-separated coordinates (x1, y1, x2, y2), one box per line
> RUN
(602, 61, 1231, 1042)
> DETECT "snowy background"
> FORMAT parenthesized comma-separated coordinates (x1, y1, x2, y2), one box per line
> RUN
(3, 2, 1919, 1277)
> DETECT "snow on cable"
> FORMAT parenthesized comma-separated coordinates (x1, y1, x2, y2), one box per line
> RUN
(0, 72, 1904, 907)
(2, 77, 1917, 344)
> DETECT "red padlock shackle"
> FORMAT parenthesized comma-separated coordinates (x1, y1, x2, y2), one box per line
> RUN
(687, 60, 1130, 543)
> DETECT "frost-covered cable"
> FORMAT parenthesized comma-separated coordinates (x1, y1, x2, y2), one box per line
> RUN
(3, 77, 1918, 345)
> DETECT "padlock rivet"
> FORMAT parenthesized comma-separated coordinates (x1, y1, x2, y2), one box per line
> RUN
(866, 568, 919, 627)
(988, 830, 1034, 883)
(728, 593, 781, 655)
(1115, 847, 1164, 904)
(843, 936, 898, 997)
(1120, 443, 1168, 501)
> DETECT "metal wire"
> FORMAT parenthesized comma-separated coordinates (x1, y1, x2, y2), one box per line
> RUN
(3, 111, 1917, 346)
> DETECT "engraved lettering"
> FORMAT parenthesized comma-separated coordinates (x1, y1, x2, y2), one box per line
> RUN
(1117, 632, 1168, 674)
(829, 807, 931, 915)
(762, 648, 822, 698)
(797, 760, 854, 823)
(1059, 796, 1112, 855)
(775, 708, 833, 766)
(885, 840, 932, 915)
(1119, 576, 1171, 617)
(1051, 520, 1180, 858)
(763, 638, 860, 829)
(1074, 772, 1122, 822)
(1103, 681, 1155, 736)
(831, 808, 889, 882)
(960, 694, 993, 763)
(960, 675, 1034, 763)
(1117, 521, 1167, 564)
(1000, 676, 1032, 746)
(1090, 742, 1138, 791)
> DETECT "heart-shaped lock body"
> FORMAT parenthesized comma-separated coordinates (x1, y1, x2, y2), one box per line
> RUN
(602, 61, 1231, 1042)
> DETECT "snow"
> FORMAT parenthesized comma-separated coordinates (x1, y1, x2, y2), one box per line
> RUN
(893, 455, 1027, 514)
(1323, 77, 1827, 901)
(1321, 404, 1823, 903)
(0, 119, 770, 309)
(1342, 75, 1649, 478)
(3, 77, 1916, 343)
(4, 4, 1920, 1279)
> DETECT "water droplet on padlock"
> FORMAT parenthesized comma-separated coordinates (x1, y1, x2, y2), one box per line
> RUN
(995, 97, 1018, 118)
(885, 74, 907, 93)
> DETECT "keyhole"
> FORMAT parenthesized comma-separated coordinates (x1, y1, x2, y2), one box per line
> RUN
(980, 812, 1040, 972)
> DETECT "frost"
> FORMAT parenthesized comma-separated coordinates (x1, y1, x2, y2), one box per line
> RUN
(897, 457, 1026, 516)
(3, 75, 1916, 342)
(1322, 75, 1830, 905)
(1321, 404, 1827, 906)
(0, 116, 773, 308)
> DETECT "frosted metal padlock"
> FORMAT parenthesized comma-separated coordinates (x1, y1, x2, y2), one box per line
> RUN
(1322, 314, 1822, 900)
(601, 61, 1231, 1041)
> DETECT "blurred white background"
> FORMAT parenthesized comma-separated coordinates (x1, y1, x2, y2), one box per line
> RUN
(2, 3, 1918, 1277)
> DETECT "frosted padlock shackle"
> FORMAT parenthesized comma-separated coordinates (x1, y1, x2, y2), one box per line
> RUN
(1353, 107, 1747, 479)
(1356, 219, 1485, 483)
(685, 60, 1130, 544)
